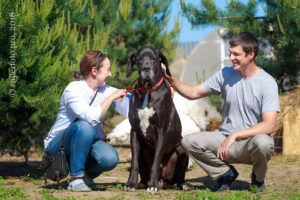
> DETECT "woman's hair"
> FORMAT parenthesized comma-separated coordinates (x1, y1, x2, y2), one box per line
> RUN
(72, 50, 108, 79)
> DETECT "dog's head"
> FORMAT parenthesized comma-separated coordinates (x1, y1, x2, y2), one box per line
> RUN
(126, 46, 171, 86)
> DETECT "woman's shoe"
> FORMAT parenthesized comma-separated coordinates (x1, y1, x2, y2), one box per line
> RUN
(67, 179, 91, 192)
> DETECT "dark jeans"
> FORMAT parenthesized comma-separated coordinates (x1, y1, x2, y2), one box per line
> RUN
(45, 120, 119, 178)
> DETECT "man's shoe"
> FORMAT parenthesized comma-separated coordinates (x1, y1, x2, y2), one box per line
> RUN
(68, 179, 91, 192)
(216, 165, 239, 192)
(251, 173, 266, 192)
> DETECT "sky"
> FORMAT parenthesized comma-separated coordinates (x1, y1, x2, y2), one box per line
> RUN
(169, 0, 265, 42)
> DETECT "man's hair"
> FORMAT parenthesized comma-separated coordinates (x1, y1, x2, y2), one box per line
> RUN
(229, 32, 259, 57)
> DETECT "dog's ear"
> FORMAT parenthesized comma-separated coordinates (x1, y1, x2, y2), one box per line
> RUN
(126, 52, 136, 77)
(159, 50, 171, 77)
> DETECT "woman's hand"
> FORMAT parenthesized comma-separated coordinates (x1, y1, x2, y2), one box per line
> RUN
(112, 89, 126, 100)
(99, 89, 126, 120)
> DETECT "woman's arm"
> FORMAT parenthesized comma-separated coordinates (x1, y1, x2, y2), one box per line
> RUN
(99, 89, 126, 120)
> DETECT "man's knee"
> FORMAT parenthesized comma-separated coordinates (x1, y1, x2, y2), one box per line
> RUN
(181, 132, 221, 153)
(181, 135, 194, 153)
(251, 135, 274, 155)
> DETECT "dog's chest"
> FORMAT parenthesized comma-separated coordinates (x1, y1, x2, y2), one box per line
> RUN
(137, 107, 155, 137)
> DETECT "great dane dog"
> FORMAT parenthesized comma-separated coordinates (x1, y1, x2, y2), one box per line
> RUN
(124, 46, 189, 193)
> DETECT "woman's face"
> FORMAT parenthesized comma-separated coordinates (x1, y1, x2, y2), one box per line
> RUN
(95, 57, 112, 87)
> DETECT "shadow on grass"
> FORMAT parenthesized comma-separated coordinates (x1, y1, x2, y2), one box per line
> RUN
(0, 161, 43, 180)
(186, 176, 250, 191)
(40, 181, 126, 191)
(42, 177, 250, 192)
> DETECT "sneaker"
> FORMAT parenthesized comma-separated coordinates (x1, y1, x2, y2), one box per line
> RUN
(68, 179, 91, 192)
(83, 176, 95, 187)
(216, 165, 239, 192)
(251, 173, 266, 192)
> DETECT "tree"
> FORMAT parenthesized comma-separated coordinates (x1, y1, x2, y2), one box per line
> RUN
(0, 0, 179, 162)
(57, 0, 180, 88)
(180, 0, 300, 91)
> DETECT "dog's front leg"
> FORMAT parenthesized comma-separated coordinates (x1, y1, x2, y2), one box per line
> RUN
(124, 129, 140, 191)
(147, 128, 164, 193)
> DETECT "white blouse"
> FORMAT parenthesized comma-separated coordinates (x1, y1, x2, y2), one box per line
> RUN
(44, 80, 130, 148)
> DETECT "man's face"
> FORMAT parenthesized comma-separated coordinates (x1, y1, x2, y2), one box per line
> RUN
(229, 45, 254, 72)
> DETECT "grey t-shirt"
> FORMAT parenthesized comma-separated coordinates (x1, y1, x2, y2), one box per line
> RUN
(204, 67, 280, 135)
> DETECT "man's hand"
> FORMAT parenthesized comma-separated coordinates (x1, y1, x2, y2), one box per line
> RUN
(161, 63, 174, 98)
(217, 133, 237, 160)
(161, 63, 211, 100)
(161, 63, 172, 82)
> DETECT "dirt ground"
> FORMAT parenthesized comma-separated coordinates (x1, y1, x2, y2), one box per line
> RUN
(0, 147, 300, 200)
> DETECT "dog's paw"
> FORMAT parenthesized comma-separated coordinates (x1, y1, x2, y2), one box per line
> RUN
(180, 183, 194, 191)
(123, 186, 136, 192)
(147, 187, 158, 194)
(124, 182, 137, 192)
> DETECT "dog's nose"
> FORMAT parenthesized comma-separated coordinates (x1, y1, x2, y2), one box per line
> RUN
(143, 66, 151, 72)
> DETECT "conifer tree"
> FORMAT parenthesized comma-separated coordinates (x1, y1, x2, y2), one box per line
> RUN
(0, 0, 179, 162)
(180, 0, 300, 90)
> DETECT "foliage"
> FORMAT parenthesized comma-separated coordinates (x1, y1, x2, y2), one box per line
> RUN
(0, 176, 5, 185)
(180, 0, 300, 91)
(0, 187, 30, 200)
(0, 0, 179, 156)
(208, 94, 222, 113)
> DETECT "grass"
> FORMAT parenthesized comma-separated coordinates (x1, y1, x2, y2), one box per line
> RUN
(40, 189, 78, 200)
(0, 184, 300, 200)
(0, 187, 30, 200)
(118, 167, 130, 172)
(175, 189, 300, 200)
(106, 183, 123, 191)
(1, 155, 300, 200)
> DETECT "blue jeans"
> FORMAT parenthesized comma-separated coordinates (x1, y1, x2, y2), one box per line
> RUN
(45, 120, 119, 178)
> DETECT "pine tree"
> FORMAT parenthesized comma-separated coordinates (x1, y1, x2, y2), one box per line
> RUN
(0, 0, 179, 162)
(180, 0, 300, 90)
(56, 0, 180, 88)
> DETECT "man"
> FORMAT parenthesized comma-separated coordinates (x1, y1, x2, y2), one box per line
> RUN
(163, 32, 280, 192)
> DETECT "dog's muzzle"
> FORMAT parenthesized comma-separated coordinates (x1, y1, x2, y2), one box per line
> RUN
(140, 68, 155, 86)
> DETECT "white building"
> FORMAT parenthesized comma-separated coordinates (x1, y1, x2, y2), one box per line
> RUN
(178, 29, 231, 85)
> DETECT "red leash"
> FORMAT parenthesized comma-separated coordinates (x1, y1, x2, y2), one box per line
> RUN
(124, 77, 164, 98)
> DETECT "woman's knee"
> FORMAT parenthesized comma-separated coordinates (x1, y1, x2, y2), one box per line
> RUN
(91, 142, 119, 171)
(70, 120, 95, 139)
(97, 149, 119, 171)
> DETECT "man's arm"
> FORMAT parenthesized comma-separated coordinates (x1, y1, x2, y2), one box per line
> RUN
(217, 111, 277, 160)
(161, 65, 211, 99)
(231, 111, 277, 139)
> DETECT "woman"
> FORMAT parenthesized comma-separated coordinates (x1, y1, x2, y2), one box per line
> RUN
(44, 50, 127, 191)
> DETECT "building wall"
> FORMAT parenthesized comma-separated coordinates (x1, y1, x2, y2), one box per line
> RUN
(180, 29, 231, 85)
